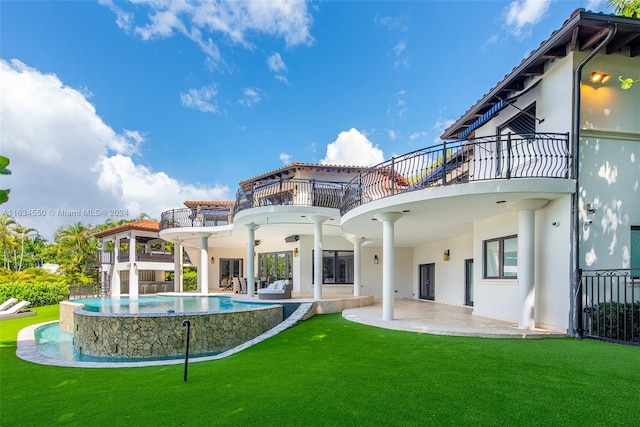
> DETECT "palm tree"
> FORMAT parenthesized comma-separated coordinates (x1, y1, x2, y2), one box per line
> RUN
(608, 0, 640, 17)
(0, 214, 16, 269)
(14, 224, 38, 271)
(55, 222, 97, 274)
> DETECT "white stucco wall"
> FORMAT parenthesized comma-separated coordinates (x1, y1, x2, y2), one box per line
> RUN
(534, 195, 572, 331)
(578, 51, 640, 270)
(413, 234, 473, 306)
(473, 212, 520, 322)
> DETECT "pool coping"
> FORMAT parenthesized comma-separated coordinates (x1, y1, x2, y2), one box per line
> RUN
(16, 302, 314, 368)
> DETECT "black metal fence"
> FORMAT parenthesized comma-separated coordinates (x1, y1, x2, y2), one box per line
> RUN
(160, 207, 232, 230)
(232, 179, 347, 217)
(340, 133, 571, 214)
(581, 269, 640, 345)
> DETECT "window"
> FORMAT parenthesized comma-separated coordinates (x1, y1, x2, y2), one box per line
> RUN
(631, 226, 640, 278)
(258, 251, 293, 281)
(312, 250, 354, 284)
(484, 235, 518, 279)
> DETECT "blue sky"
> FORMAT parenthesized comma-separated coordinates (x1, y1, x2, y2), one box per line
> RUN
(0, 0, 611, 239)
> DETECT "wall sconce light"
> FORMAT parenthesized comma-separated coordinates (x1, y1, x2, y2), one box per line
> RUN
(210, 256, 215, 264)
(374, 255, 379, 265)
(443, 250, 450, 261)
(293, 248, 299, 257)
(590, 71, 611, 84)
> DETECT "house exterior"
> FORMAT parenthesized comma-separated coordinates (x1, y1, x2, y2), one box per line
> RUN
(151, 10, 638, 339)
(94, 220, 181, 299)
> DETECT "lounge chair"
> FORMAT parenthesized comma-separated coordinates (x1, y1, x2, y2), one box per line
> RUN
(0, 300, 31, 316)
(0, 297, 17, 311)
(257, 280, 291, 300)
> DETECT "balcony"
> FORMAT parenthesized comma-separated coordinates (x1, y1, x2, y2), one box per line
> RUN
(98, 250, 190, 264)
(159, 206, 232, 230)
(340, 133, 571, 214)
(232, 178, 347, 217)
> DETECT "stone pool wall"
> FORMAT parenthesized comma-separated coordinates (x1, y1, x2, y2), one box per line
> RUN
(73, 305, 282, 359)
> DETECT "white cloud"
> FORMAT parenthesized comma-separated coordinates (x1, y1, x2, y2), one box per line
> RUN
(433, 118, 456, 141)
(409, 131, 427, 141)
(267, 52, 287, 73)
(180, 84, 218, 113)
(239, 87, 261, 107)
(102, 0, 314, 63)
(504, 0, 551, 39)
(0, 59, 228, 240)
(279, 153, 292, 165)
(320, 128, 384, 166)
(267, 52, 289, 84)
(387, 129, 397, 140)
(585, 0, 604, 12)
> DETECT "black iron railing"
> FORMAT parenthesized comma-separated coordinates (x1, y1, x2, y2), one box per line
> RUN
(340, 133, 571, 214)
(159, 207, 232, 230)
(232, 179, 347, 217)
(581, 269, 640, 345)
(115, 251, 177, 263)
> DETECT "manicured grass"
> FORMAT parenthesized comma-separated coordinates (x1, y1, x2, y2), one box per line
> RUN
(1, 305, 639, 426)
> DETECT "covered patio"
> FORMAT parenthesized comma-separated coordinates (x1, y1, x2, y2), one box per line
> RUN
(342, 299, 567, 338)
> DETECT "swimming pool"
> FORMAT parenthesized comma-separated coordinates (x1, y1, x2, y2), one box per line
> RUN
(73, 295, 261, 314)
(58, 295, 283, 360)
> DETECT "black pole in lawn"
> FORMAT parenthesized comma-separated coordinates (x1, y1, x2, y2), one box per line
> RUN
(182, 319, 191, 382)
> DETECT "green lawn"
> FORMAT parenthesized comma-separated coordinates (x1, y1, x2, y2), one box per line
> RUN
(1, 305, 639, 426)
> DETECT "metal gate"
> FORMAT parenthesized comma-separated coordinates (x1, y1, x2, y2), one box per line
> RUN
(580, 269, 640, 345)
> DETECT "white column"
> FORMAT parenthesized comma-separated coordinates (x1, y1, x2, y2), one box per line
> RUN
(508, 199, 548, 329)
(179, 245, 184, 292)
(173, 240, 183, 293)
(347, 235, 366, 297)
(311, 216, 328, 301)
(199, 234, 211, 295)
(375, 212, 403, 321)
(112, 237, 121, 298)
(129, 234, 139, 301)
(245, 223, 258, 297)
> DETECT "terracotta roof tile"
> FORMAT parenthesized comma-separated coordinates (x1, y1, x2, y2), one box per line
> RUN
(93, 219, 160, 238)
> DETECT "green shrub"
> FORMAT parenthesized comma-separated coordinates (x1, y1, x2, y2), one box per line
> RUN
(587, 302, 640, 343)
(0, 282, 70, 307)
(183, 270, 198, 291)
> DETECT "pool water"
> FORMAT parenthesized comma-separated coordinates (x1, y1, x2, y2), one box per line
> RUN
(72, 295, 263, 314)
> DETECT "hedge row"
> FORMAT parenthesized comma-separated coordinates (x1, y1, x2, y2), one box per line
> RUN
(0, 282, 70, 308)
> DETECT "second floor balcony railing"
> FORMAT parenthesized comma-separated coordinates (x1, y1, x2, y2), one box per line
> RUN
(106, 250, 191, 264)
(232, 179, 348, 217)
(340, 133, 571, 214)
(160, 207, 232, 230)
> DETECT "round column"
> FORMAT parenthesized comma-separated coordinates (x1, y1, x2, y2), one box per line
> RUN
(173, 239, 183, 293)
(375, 212, 403, 321)
(507, 199, 548, 329)
(199, 234, 211, 295)
(129, 234, 139, 301)
(245, 223, 258, 297)
(347, 235, 366, 297)
(310, 216, 328, 301)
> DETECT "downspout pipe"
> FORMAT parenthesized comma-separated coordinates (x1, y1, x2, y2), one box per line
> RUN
(570, 24, 617, 338)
